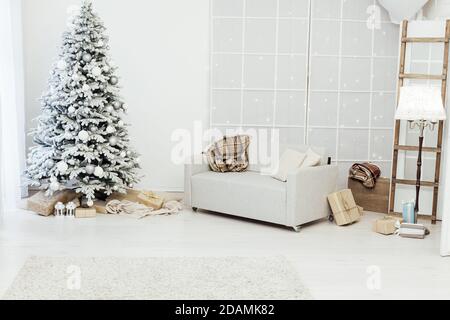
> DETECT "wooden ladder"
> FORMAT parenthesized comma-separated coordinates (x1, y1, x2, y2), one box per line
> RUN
(389, 20, 450, 224)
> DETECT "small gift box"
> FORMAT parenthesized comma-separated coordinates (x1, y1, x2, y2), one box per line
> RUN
(373, 216, 403, 235)
(75, 207, 96, 218)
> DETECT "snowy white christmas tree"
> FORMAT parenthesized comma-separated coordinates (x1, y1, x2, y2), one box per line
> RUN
(25, 0, 140, 205)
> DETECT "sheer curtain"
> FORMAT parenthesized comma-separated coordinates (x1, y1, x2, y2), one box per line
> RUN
(0, 0, 26, 218)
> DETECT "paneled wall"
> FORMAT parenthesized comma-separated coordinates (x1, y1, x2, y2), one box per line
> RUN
(210, 0, 400, 187)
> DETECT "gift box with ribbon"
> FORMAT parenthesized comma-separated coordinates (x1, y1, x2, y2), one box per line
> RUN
(327, 189, 361, 226)
(373, 216, 403, 235)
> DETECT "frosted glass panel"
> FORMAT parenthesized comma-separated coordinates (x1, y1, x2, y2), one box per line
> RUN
(311, 20, 340, 55)
(243, 55, 275, 89)
(213, 0, 244, 16)
(242, 91, 274, 125)
(212, 54, 242, 88)
(340, 58, 371, 91)
(342, 0, 373, 20)
(277, 55, 307, 89)
(308, 92, 338, 126)
(279, 0, 309, 17)
(341, 22, 372, 56)
(278, 19, 308, 54)
(275, 91, 306, 126)
(213, 19, 243, 52)
(211, 0, 400, 188)
(339, 93, 370, 127)
(371, 92, 396, 127)
(312, 0, 341, 19)
(211, 90, 242, 124)
(372, 58, 397, 91)
(338, 129, 369, 160)
(246, 0, 277, 17)
(374, 23, 400, 57)
(309, 56, 339, 90)
(308, 128, 337, 158)
(370, 129, 393, 161)
(245, 19, 277, 53)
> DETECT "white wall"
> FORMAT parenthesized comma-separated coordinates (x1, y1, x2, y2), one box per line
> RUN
(22, 0, 210, 191)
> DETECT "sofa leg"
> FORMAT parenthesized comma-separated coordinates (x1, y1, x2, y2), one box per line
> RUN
(292, 225, 301, 233)
(192, 207, 198, 212)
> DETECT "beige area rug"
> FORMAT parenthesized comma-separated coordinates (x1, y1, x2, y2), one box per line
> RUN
(3, 256, 312, 300)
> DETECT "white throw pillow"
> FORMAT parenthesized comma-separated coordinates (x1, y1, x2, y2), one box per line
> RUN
(271, 149, 306, 182)
(301, 148, 321, 168)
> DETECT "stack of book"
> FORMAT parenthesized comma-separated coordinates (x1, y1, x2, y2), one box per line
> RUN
(398, 223, 430, 239)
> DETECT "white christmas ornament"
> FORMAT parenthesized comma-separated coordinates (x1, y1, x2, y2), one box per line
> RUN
(103, 65, 110, 73)
(68, 106, 76, 113)
(91, 66, 102, 77)
(118, 120, 124, 127)
(109, 136, 118, 146)
(109, 76, 118, 85)
(72, 73, 80, 81)
(94, 166, 104, 177)
(85, 164, 95, 174)
(57, 161, 69, 173)
(78, 130, 90, 142)
(50, 181, 60, 191)
(82, 53, 92, 63)
(87, 199, 94, 207)
(105, 105, 114, 113)
(46, 159, 55, 169)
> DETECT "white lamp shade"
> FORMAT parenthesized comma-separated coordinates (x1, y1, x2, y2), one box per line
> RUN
(395, 86, 447, 122)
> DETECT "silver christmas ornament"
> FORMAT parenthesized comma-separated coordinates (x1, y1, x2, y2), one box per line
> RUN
(78, 130, 90, 142)
(85, 164, 95, 174)
(109, 136, 118, 146)
(82, 53, 92, 63)
(91, 66, 102, 77)
(103, 65, 110, 73)
(89, 125, 98, 132)
(128, 183, 134, 188)
(50, 181, 60, 191)
(57, 161, 68, 173)
(94, 166, 104, 177)
(68, 106, 76, 114)
(46, 159, 55, 169)
(109, 76, 118, 85)
(105, 105, 114, 113)
(113, 101, 121, 109)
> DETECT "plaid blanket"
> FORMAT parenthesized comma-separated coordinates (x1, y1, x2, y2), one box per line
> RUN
(349, 162, 381, 189)
(205, 135, 250, 173)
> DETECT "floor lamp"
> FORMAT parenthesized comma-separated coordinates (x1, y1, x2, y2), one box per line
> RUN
(395, 86, 447, 222)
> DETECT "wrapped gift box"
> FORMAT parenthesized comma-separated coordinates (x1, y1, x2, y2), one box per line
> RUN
(75, 207, 96, 218)
(327, 189, 361, 226)
(27, 190, 79, 216)
(373, 216, 403, 235)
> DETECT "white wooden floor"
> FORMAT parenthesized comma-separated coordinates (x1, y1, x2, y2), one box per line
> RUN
(1, 208, 450, 300)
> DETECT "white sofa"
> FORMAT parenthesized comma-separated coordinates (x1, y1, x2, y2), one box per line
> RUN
(184, 145, 338, 231)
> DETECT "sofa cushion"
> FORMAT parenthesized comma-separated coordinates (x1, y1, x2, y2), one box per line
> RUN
(271, 149, 306, 182)
(191, 171, 286, 225)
